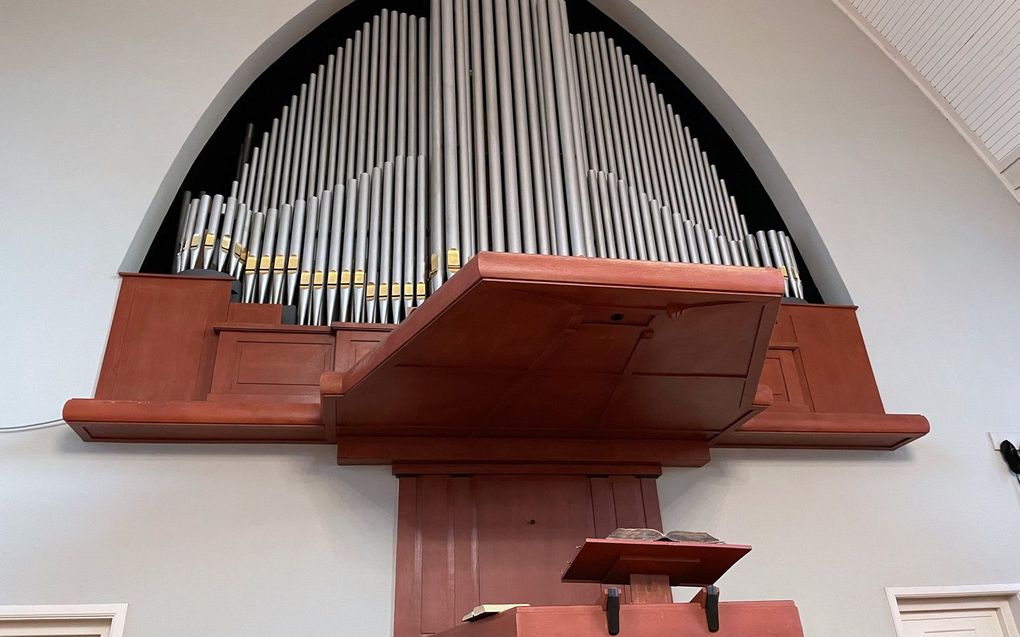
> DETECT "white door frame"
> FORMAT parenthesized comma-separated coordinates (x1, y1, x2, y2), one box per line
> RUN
(887, 585, 1020, 637)
(0, 604, 127, 637)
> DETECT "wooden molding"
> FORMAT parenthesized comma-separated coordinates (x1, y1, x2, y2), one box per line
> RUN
(339, 436, 710, 467)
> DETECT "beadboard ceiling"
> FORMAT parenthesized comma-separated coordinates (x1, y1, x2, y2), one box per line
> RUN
(836, 0, 1020, 196)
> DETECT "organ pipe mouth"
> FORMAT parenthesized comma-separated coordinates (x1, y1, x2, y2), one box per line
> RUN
(171, 1, 805, 326)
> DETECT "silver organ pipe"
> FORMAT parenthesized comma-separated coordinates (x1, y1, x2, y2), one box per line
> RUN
(173, 2, 808, 326)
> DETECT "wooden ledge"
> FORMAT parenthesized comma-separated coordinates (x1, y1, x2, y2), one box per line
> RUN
(63, 399, 326, 443)
(391, 463, 664, 476)
(337, 436, 710, 467)
(715, 411, 930, 450)
(212, 323, 334, 334)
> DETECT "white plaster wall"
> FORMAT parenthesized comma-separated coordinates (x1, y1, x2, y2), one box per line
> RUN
(2, 1, 1019, 636)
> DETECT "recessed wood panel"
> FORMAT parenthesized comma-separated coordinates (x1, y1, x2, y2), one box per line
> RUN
(334, 324, 392, 372)
(760, 349, 813, 413)
(475, 477, 600, 607)
(209, 330, 334, 400)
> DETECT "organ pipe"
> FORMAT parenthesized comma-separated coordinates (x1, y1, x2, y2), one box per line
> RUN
(172, 2, 808, 327)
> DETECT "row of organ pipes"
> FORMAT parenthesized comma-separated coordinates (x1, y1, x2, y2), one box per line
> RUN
(174, 0, 806, 326)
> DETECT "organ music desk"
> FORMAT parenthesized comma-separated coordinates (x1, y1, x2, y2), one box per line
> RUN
(63, 252, 926, 636)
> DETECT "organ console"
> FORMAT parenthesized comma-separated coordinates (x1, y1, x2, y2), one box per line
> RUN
(172, 0, 805, 330)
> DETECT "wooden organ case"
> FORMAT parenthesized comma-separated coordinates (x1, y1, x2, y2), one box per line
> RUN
(65, 1, 928, 635)
(63, 253, 928, 637)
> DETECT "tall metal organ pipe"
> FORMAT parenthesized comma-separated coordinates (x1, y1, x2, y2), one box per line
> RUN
(172, 1, 808, 327)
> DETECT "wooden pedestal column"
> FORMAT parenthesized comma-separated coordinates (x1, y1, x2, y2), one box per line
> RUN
(392, 465, 665, 637)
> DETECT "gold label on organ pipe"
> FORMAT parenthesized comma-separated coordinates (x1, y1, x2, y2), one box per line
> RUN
(429, 253, 438, 279)
(300, 271, 311, 285)
(366, 283, 376, 299)
(274, 255, 285, 269)
(221, 237, 232, 250)
(404, 282, 413, 296)
(204, 233, 215, 247)
(327, 271, 338, 285)
(288, 255, 299, 270)
(447, 248, 461, 272)
(354, 270, 365, 285)
(340, 270, 351, 284)
(259, 256, 271, 271)
(313, 271, 324, 287)
(190, 235, 201, 248)
(780, 265, 788, 277)
(245, 256, 256, 270)
(417, 282, 426, 296)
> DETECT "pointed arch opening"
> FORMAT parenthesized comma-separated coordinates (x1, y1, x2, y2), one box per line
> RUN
(135, 0, 846, 328)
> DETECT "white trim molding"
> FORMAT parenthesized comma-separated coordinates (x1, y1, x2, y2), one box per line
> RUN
(0, 604, 128, 637)
(887, 584, 1020, 637)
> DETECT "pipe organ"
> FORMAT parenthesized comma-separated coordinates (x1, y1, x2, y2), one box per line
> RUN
(173, 0, 806, 326)
(67, 5, 930, 635)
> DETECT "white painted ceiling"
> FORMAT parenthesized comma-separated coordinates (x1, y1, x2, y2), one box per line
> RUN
(837, 0, 1020, 195)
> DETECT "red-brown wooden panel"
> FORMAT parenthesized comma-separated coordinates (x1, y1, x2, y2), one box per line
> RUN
(62, 399, 325, 442)
(474, 477, 600, 607)
(324, 253, 783, 441)
(96, 273, 231, 401)
(393, 478, 423, 637)
(775, 305, 883, 413)
(226, 303, 282, 324)
(739, 303, 929, 448)
(333, 323, 393, 372)
(209, 328, 334, 401)
(420, 476, 457, 635)
(639, 479, 663, 531)
(717, 411, 929, 450)
(609, 476, 647, 528)
(433, 602, 804, 637)
(393, 470, 666, 637)
(770, 305, 799, 343)
(760, 349, 813, 412)
(337, 436, 710, 467)
(561, 539, 751, 586)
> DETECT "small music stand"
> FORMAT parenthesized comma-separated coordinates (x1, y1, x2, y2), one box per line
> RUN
(561, 538, 752, 634)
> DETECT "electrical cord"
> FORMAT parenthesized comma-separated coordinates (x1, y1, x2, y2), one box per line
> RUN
(0, 418, 65, 433)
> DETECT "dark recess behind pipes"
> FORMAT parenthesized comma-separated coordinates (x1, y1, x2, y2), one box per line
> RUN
(142, 0, 820, 303)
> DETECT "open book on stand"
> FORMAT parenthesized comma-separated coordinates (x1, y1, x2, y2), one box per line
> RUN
(607, 528, 723, 543)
